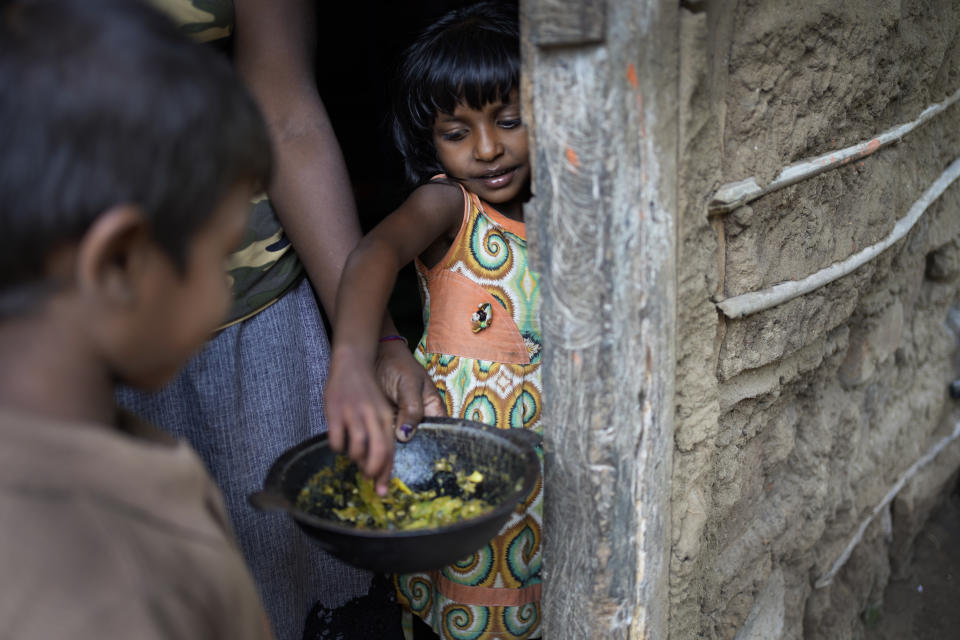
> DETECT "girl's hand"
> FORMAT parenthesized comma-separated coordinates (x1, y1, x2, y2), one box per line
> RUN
(375, 339, 447, 442)
(324, 182, 464, 492)
(324, 349, 396, 495)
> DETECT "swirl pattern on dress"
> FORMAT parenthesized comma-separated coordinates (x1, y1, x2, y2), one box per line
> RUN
(398, 189, 543, 640)
(443, 604, 489, 640)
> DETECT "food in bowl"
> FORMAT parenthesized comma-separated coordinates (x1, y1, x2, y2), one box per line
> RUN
(296, 455, 496, 530)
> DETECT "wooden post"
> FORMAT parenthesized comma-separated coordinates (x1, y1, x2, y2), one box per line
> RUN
(521, 0, 678, 637)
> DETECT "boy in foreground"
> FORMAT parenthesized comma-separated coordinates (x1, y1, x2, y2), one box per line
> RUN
(0, 0, 275, 637)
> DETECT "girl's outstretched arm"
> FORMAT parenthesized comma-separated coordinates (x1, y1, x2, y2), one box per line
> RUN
(326, 182, 464, 494)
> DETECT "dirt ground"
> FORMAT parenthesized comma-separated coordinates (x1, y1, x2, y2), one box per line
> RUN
(865, 484, 960, 640)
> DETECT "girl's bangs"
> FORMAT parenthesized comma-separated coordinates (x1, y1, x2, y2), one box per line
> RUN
(422, 40, 518, 117)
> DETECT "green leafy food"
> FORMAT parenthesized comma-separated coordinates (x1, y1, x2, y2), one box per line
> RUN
(296, 456, 495, 530)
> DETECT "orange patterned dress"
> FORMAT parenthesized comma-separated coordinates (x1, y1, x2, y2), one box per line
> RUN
(395, 182, 544, 640)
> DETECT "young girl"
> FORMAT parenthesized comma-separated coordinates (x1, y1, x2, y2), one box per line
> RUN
(324, 3, 543, 639)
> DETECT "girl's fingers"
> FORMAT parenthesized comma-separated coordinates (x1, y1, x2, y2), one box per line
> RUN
(421, 382, 446, 418)
(392, 367, 446, 442)
(346, 409, 371, 462)
(326, 407, 346, 452)
(341, 402, 395, 495)
(346, 431, 367, 464)
(366, 406, 396, 495)
(396, 421, 415, 442)
(324, 360, 403, 491)
(393, 376, 425, 442)
(375, 465, 393, 497)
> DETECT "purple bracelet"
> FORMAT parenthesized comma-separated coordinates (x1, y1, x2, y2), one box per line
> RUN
(378, 334, 408, 346)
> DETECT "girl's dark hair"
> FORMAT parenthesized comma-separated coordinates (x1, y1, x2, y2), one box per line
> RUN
(392, 1, 519, 187)
(0, 0, 272, 297)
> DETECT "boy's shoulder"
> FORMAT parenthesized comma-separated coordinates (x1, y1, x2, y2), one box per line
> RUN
(0, 407, 225, 531)
(0, 408, 271, 639)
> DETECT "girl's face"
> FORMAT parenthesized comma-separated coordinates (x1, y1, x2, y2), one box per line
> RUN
(432, 89, 530, 218)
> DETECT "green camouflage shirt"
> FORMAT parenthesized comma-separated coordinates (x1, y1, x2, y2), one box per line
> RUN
(152, 0, 304, 325)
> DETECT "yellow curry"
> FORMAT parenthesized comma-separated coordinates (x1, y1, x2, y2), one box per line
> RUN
(296, 455, 495, 530)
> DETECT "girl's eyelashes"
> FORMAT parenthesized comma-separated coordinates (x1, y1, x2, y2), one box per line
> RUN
(439, 118, 522, 141)
(440, 129, 468, 142)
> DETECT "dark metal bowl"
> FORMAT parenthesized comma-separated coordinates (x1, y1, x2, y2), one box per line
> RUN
(249, 417, 540, 574)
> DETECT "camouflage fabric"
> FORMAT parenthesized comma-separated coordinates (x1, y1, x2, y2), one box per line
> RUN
(224, 194, 304, 325)
(149, 0, 233, 42)
(151, 0, 305, 325)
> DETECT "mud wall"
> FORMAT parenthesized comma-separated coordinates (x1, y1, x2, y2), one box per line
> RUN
(671, 1, 960, 638)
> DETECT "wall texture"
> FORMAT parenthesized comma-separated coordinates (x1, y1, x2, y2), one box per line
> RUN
(671, 1, 960, 638)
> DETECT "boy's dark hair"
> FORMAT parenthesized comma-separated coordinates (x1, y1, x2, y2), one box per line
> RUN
(0, 0, 272, 307)
(392, 1, 519, 187)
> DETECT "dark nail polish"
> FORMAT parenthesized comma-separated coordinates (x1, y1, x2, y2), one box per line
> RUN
(400, 423, 413, 438)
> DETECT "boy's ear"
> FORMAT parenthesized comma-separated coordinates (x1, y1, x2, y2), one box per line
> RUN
(75, 205, 152, 306)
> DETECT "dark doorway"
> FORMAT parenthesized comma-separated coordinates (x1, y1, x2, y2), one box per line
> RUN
(316, 1, 516, 343)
